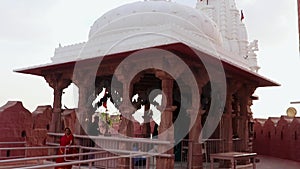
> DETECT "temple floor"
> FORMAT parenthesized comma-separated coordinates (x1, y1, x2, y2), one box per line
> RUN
(1, 155, 300, 169)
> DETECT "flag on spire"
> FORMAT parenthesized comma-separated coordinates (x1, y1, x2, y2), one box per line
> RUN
(241, 10, 244, 21)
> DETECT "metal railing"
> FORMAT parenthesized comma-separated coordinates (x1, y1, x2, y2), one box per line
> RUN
(47, 132, 173, 168)
(180, 138, 245, 166)
(205, 139, 225, 154)
(47, 132, 171, 150)
(0, 141, 26, 159)
(180, 138, 225, 165)
(0, 137, 244, 168)
(0, 142, 26, 145)
(0, 144, 171, 169)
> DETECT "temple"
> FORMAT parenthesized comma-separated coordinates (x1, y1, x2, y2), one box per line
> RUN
(12, 0, 279, 168)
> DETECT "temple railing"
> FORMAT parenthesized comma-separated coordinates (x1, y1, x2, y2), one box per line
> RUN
(0, 137, 242, 168)
(180, 138, 245, 165)
(0, 144, 171, 169)
(47, 132, 172, 168)
(47, 132, 170, 151)
(0, 141, 26, 159)
(180, 139, 225, 164)
(205, 139, 225, 155)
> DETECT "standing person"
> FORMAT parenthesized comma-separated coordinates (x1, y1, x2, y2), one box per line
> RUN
(55, 127, 74, 169)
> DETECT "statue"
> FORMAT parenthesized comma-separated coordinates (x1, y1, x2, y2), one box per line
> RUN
(248, 40, 258, 52)
(247, 40, 260, 72)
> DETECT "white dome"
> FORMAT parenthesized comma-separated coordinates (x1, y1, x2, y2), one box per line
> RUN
(52, 0, 259, 73)
(52, 1, 225, 63)
(88, 1, 223, 46)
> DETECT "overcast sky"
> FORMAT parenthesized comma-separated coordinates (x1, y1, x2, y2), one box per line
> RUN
(0, 0, 299, 119)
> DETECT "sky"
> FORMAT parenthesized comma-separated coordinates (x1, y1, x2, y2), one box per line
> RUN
(0, 0, 299, 119)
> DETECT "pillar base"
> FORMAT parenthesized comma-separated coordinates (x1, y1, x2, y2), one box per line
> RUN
(156, 155, 174, 169)
(189, 143, 203, 169)
(118, 158, 130, 169)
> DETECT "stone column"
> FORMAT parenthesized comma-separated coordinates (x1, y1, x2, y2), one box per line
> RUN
(116, 75, 135, 169)
(236, 85, 256, 152)
(155, 71, 176, 169)
(187, 107, 205, 169)
(231, 95, 240, 140)
(187, 78, 207, 169)
(222, 80, 242, 152)
(45, 74, 71, 133)
(247, 96, 255, 152)
(73, 73, 95, 135)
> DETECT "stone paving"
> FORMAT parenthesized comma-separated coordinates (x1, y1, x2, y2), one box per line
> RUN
(1, 155, 300, 169)
(255, 155, 300, 169)
(201, 155, 300, 169)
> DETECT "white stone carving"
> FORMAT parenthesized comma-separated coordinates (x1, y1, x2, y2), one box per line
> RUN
(196, 0, 259, 72)
(247, 40, 260, 72)
(50, 0, 260, 73)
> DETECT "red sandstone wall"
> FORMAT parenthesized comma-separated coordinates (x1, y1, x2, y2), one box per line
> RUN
(253, 119, 265, 154)
(62, 109, 77, 133)
(254, 116, 300, 162)
(32, 105, 52, 130)
(28, 106, 53, 156)
(289, 119, 300, 161)
(261, 118, 278, 156)
(0, 101, 53, 158)
(275, 116, 293, 159)
(0, 101, 33, 158)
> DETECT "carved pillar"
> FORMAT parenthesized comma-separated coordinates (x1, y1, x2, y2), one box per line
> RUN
(187, 107, 205, 169)
(247, 96, 256, 152)
(236, 85, 256, 152)
(116, 74, 135, 169)
(73, 73, 95, 135)
(236, 89, 247, 151)
(45, 74, 71, 133)
(222, 80, 241, 152)
(187, 78, 207, 169)
(155, 70, 176, 169)
(232, 95, 240, 140)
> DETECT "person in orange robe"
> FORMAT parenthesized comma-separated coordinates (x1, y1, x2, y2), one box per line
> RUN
(55, 127, 74, 169)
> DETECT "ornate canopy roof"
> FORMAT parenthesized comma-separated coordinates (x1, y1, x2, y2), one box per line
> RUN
(14, 0, 279, 87)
